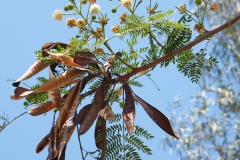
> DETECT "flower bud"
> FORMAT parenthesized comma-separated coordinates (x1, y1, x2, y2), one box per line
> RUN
(64, 6, 69, 11)
(178, 4, 186, 14)
(210, 4, 219, 12)
(112, 8, 117, 13)
(195, 0, 202, 5)
(81, 0, 87, 4)
(67, 4, 74, 10)
(91, 15, 96, 20)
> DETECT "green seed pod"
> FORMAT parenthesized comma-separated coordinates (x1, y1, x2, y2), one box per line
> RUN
(91, 15, 96, 20)
(111, 8, 117, 13)
(64, 6, 69, 11)
(195, 0, 202, 5)
(81, 0, 87, 4)
(67, 4, 74, 10)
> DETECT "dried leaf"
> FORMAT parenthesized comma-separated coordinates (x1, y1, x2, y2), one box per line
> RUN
(67, 78, 82, 85)
(122, 83, 136, 135)
(94, 116, 106, 159)
(10, 94, 24, 100)
(74, 51, 101, 65)
(103, 55, 115, 77)
(132, 92, 179, 139)
(65, 121, 76, 144)
(57, 125, 68, 159)
(56, 81, 81, 130)
(122, 115, 136, 134)
(12, 60, 49, 87)
(56, 119, 75, 159)
(12, 87, 33, 97)
(99, 105, 115, 120)
(76, 104, 91, 125)
(14, 87, 31, 95)
(28, 101, 55, 116)
(35, 67, 83, 93)
(18, 68, 84, 97)
(78, 79, 109, 135)
(42, 42, 69, 57)
(57, 145, 66, 160)
(48, 125, 58, 159)
(79, 74, 96, 92)
(48, 69, 62, 110)
(36, 133, 50, 153)
(46, 51, 81, 67)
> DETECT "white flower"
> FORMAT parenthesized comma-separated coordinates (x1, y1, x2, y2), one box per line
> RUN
(178, 4, 186, 14)
(52, 10, 63, 21)
(121, 0, 132, 8)
(90, 4, 101, 15)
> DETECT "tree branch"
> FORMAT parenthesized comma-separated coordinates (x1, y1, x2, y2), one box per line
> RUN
(79, 13, 240, 97)
(0, 111, 27, 132)
(114, 13, 240, 83)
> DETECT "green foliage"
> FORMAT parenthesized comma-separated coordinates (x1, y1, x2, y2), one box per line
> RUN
(89, 77, 103, 91)
(128, 80, 143, 88)
(102, 121, 153, 160)
(177, 49, 218, 83)
(24, 77, 49, 107)
(133, 126, 154, 140)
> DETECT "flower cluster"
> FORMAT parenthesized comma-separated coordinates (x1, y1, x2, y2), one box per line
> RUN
(95, 48, 104, 56)
(194, 24, 205, 33)
(52, 10, 63, 21)
(111, 24, 120, 33)
(210, 4, 219, 12)
(90, 4, 101, 15)
(121, 0, 132, 8)
(148, 8, 156, 14)
(92, 28, 103, 38)
(119, 13, 128, 24)
(76, 19, 86, 29)
(66, 18, 76, 28)
(99, 17, 108, 26)
(178, 4, 186, 14)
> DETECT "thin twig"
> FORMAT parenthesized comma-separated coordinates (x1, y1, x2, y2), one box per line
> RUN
(76, 124, 85, 160)
(122, 87, 126, 158)
(0, 111, 27, 132)
(149, 31, 168, 52)
(116, 55, 135, 69)
(146, 74, 160, 91)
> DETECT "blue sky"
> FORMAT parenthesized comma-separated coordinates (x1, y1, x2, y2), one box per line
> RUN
(0, 1, 200, 159)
